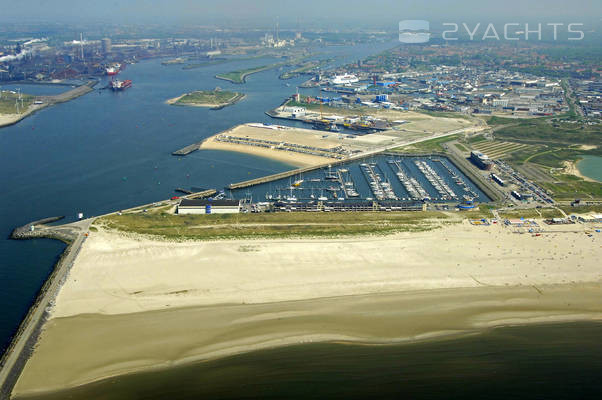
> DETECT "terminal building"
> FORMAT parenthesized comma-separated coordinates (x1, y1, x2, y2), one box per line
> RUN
(177, 199, 241, 214)
(470, 151, 493, 170)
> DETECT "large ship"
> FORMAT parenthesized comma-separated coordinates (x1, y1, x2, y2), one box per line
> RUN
(109, 79, 132, 91)
(330, 74, 359, 85)
(105, 63, 121, 76)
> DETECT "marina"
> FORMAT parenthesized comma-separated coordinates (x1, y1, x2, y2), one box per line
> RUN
(229, 154, 490, 206)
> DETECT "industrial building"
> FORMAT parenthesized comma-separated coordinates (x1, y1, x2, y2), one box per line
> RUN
(177, 199, 241, 214)
(101, 38, 111, 54)
(470, 151, 493, 170)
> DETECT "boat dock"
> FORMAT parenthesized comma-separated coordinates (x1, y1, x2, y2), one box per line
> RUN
(228, 159, 350, 190)
(387, 160, 428, 201)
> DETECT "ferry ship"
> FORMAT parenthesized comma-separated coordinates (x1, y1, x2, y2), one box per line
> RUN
(331, 74, 359, 85)
(109, 79, 132, 91)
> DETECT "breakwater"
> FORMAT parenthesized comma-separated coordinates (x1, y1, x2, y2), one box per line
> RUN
(0, 81, 97, 129)
(172, 142, 202, 156)
(0, 219, 90, 399)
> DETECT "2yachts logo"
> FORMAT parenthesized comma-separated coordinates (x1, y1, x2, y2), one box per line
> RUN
(400, 20, 585, 43)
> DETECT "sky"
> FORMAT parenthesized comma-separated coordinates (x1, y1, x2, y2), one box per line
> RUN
(1, 0, 600, 28)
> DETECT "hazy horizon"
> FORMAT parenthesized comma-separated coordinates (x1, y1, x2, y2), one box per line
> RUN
(1, 0, 601, 29)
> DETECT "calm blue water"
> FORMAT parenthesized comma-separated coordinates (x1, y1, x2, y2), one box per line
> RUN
(231, 155, 489, 203)
(577, 155, 602, 182)
(0, 41, 398, 354)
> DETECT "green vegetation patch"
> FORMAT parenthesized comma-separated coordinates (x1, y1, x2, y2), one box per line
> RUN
(498, 208, 564, 219)
(540, 174, 602, 201)
(0, 91, 34, 114)
(99, 211, 452, 240)
(391, 135, 459, 153)
(488, 117, 600, 146)
(215, 65, 271, 84)
(175, 90, 243, 106)
(558, 204, 602, 215)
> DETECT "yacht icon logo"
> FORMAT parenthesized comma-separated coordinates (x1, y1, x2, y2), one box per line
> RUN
(399, 20, 430, 43)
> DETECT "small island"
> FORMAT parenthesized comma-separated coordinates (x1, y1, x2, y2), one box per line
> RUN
(166, 89, 245, 110)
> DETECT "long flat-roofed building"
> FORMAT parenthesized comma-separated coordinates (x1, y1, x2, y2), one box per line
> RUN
(177, 199, 241, 214)
(470, 151, 493, 170)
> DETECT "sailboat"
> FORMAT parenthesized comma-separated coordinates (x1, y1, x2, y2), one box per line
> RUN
(286, 185, 297, 202)
(318, 189, 328, 201)
(292, 174, 304, 187)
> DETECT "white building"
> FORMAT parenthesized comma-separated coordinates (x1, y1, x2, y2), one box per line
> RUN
(177, 199, 241, 214)
(282, 106, 306, 116)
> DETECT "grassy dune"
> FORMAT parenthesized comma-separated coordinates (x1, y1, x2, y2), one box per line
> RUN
(174, 90, 243, 106)
(99, 211, 455, 240)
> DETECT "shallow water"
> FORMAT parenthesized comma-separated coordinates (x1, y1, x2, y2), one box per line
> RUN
(577, 155, 602, 182)
(17, 322, 602, 400)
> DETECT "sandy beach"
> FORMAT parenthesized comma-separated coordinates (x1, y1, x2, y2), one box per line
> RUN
(0, 112, 31, 129)
(201, 135, 337, 167)
(12, 220, 602, 396)
(200, 123, 353, 167)
(563, 160, 598, 183)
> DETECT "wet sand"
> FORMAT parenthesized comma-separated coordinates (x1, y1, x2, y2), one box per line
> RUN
(12, 220, 602, 397)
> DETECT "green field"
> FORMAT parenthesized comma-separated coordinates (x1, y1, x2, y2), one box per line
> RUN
(174, 90, 243, 107)
(99, 211, 454, 240)
(391, 135, 460, 153)
(0, 91, 34, 114)
(540, 174, 602, 200)
(478, 116, 602, 201)
(497, 208, 564, 219)
(215, 65, 272, 84)
(487, 116, 600, 146)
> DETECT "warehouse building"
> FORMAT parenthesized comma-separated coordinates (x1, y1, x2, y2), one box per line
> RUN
(177, 199, 241, 214)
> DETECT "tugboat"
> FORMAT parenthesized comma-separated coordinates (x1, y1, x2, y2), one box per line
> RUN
(109, 78, 132, 91)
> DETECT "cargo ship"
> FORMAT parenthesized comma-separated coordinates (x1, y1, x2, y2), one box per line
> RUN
(109, 79, 132, 91)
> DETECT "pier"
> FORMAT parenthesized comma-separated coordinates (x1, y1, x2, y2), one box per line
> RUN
(228, 159, 349, 190)
(172, 141, 203, 156)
